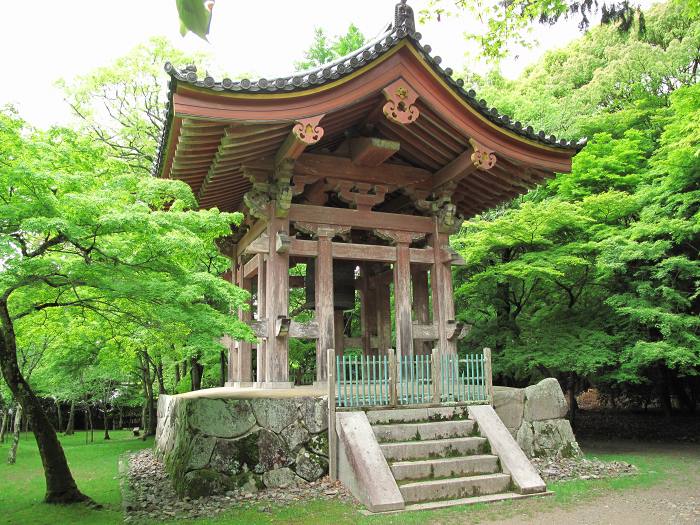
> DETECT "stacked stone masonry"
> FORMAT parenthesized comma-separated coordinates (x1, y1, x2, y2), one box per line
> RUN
(155, 377, 580, 500)
(493, 378, 582, 459)
(155, 395, 329, 499)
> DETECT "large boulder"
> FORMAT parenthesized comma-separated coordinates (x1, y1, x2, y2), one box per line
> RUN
(251, 398, 299, 433)
(299, 397, 328, 433)
(263, 467, 300, 489)
(188, 399, 256, 438)
(493, 386, 525, 432)
(181, 469, 235, 499)
(532, 419, 582, 458)
(281, 421, 310, 453)
(187, 434, 216, 471)
(295, 448, 328, 481)
(257, 429, 292, 471)
(516, 422, 535, 458)
(209, 433, 260, 476)
(524, 378, 569, 422)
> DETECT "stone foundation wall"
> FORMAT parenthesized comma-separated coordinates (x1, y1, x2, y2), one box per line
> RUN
(493, 378, 582, 458)
(155, 394, 329, 498)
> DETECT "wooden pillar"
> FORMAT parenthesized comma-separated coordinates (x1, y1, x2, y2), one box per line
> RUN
(235, 259, 254, 386)
(226, 257, 239, 385)
(256, 254, 266, 384)
(315, 228, 334, 382)
(265, 206, 291, 385)
(334, 311, 345, 358)
(394, 239, 413, 357)
(375, 271, 392, 355)
(412, 268, 431, 355)
(359, 264, 378, 357)
(430, 218, 456, 355)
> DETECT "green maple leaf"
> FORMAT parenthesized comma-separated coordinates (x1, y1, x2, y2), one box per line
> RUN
(176, 0, 214, 41)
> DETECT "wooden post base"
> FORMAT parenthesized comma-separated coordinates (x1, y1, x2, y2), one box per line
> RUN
(254, 381, 295, 389)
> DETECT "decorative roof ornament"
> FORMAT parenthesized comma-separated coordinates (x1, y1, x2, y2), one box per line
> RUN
(394, 0, 416, 35)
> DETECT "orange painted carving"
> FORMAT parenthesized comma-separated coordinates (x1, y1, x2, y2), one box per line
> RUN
(382, 79, 419, 125)
(469, 138, 497, 170)
(293, 115, 325, 144)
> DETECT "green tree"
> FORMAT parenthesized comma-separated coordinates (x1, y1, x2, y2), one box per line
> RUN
(59, 38, 209, 173)
(423, 0, 649, 61)
(295, 24, 366, 70)
(0, 109, 252, 503)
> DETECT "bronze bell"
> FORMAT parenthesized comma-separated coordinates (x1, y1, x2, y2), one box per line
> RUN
(304, 259, 356, 311)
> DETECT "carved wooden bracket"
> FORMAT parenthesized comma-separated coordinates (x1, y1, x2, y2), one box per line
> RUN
(275, 232, 291, 253)
(242, 166, 273, 220)
(275, 316, 291, 337)
(243, 233, 269, 256)
(293, 115, 325, 144)
(295, 222, 351, 240)
(382, 79, 419, 125)
(374, 229, 426, 245)
(331, 179, 389, 211)
(469, 138, 497, 170)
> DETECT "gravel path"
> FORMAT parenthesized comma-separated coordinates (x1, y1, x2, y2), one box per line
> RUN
(483, 441, 700, 525)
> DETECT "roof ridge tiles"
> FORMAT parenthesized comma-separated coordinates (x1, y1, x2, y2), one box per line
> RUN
(153, 1, 586, 178)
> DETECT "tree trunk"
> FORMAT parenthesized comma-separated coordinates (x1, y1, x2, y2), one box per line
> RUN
(566, 373, 578, 428)
(64, 400, 76, 436)
(175, 363, 181, 385)
(190, 357, 203, 391)
(103, 408, 110, 440)
(0, 406, 8, 444)
(0, 303, 88, 502)
(219, 350, 227, 387)
(154, 357, 166, 395)
(86, 406, 94, 443)
(55, 399, 63, 433)
(657, 366, 673, 418)
(7, 404, 22, 464)
(118, 406, 123, 430)
(145, 380, 156, 438)
(139, 351, 157, 438)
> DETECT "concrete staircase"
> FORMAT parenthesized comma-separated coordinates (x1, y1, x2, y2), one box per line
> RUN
(335, 404, 547, 513)
(367, 407, 521, 508)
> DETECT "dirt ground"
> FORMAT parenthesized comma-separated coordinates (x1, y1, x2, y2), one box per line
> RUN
(487, 441, 700, 525)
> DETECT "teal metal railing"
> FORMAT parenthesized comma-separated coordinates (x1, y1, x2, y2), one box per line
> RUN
(438, 353, 488, 403)
(335, 354, 391, 408)
(333, 348, 493, 409)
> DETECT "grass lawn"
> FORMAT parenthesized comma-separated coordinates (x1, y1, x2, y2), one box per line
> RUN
(0, 430, 151, 525)
(0, 433, 695, 525)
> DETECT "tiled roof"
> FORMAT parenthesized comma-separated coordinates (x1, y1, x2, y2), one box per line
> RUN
(154, 1, 585, 178)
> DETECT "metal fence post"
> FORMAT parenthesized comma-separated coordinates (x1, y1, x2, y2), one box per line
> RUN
(483, 347, 494, 406)
(327, 348, 338, 480)
(390, 348, 396, 407)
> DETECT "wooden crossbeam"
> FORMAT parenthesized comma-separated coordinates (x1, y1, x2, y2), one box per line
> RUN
(289, 203, 434, 233)
(294, 153, 430, 187)
(349, 137, 400, 167)
(427, 149, 477, 191)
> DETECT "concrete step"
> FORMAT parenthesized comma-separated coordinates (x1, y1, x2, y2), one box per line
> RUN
(372, 419, 475, 443)
(365, 406, 470, 425)
(400, 491, 552, 512)
(390, 454, 499, 481)
(380, 436, 487, 462)
(399, 473, 512, 504)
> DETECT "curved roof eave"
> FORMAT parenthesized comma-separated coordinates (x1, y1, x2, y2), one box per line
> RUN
(153, 15, 586, 179)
